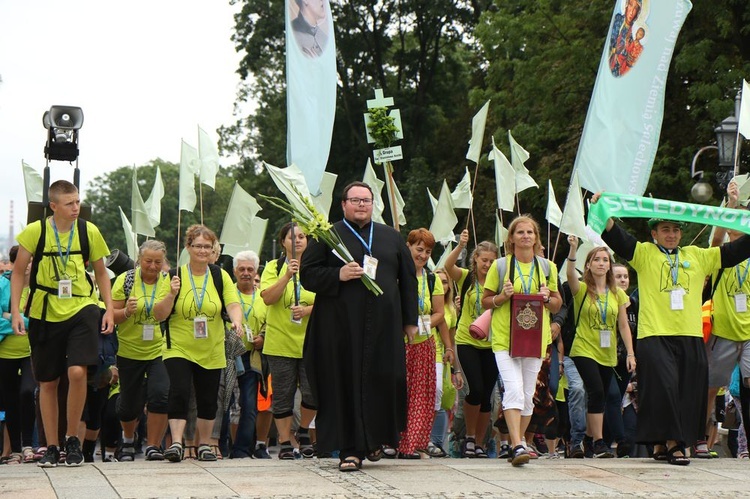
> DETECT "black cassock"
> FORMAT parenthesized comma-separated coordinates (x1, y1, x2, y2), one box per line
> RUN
(300, 219, 418, 455)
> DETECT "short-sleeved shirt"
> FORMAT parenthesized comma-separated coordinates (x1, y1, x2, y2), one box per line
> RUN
(484, 256, 559, 357)
(436, 306, 457, 363)
(629, 243, 721, 339)
(16, 218, 110, 322)
(409, 269, 445, 346)
(112, 269, 170, 361)
(570, 282, 629, 366)
(711, 259, 750, 342)
(0, 281, 30, 360)
(260, 259, 315, 359)
(237, 288, 267, 351)
(160, 264, 240, 369)
(455, 268, 491, 349)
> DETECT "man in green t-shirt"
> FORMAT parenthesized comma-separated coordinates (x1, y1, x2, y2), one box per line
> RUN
(594, 192, 750, 466)
(10, 180, 114, 468)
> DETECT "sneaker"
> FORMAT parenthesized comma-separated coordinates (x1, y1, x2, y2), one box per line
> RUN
(115, 443, 136, 462)
(544, 451, 562, 459)
(65, 437, 84, 467)
(568, 442, 585, 459)
(145, 445, 165, 461)
(253, 443, 271, 459)
(593, 439, 614, 458)
(510, 445, 530, 467)
(616, 441, 631, 458)
(498, 444, 511, 459)
(37, 445, 60, 468)
(583, 436, 594, 458)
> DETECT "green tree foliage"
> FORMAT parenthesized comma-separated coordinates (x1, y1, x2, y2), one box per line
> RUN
(222, 0, 487, 234)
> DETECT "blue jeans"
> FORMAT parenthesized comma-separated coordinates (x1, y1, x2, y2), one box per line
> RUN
(564, 356, 586, 447)
(230, 354, 260, 458)
(431, 409, 448, 448)
(549, 344, 561, 400)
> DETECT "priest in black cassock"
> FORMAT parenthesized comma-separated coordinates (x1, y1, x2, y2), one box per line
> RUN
(300, 181, 418, 472)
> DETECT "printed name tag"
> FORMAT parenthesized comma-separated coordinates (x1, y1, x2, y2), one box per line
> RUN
(736, 293, 748, 313)
(363, 255, 378, 280)
(194, 316, 208, 339)
(418, 314, 431, 336)
(600, 329, 611, 348)
(58, 279, 72, 299)
(245, 324, 254, 343)
(142, 324, 155, 341)
(290, 311, 302, 325)
(670, 289, 684, 310)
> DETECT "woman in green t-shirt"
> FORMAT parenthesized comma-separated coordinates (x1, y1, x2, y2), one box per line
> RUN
(260, 222, 316, 460)
(154, 225, 243, 463)
(566, 236, 635, 459)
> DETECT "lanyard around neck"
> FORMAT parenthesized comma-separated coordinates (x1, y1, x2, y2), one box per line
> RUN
(658, 246, 679, 286)
(238, 288, 256, 321)
(139, 269, 158, 316)
(595, 289, 609, 326)
(51, 219, 75, 273)
(514, 258, 536, 294)
(187, 265, 209, 313)
(343, 219, 374, 255)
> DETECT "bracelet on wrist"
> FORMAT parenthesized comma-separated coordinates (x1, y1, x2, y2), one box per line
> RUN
(567, 257, 577, 262)
(627, 354, 635, 357)
(492, 294, 499, 307)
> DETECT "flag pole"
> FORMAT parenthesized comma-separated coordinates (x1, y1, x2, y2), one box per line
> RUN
(176, 210, 182, 265)
(290, 220, 299, 306)
(199, 183, 204, 225)
(465, 161, 481, 248)
(383, 162, 400, 230)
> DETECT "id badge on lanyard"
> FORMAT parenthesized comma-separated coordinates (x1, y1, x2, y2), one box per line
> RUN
(194, 316, 208, 339)
(735, 293, 748, 313)
(58, 279, 73, 299)
(670, 289, 684, 310)
(363, 255, 378, 280)
(599, 329, 611, 348)
(418, 314, 431, 336)
(142, 324, 155, 341)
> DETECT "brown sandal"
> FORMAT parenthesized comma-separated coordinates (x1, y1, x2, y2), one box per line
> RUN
(338, 456, 361, 472)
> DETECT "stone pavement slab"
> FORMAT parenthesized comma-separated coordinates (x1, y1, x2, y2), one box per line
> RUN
(0, 456, 748, 498)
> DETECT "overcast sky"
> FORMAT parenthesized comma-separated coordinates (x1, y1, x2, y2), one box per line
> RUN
(0, 0, 244, 239)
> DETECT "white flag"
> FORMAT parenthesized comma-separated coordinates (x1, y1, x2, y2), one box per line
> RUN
(179, 140, 199, 212)
(264, 162, 314, 216)
(508, 130, 538, 193)
(465, 100, 490, 164)
(311, 172, 338, 220)
(451, 167, 472, 209)
(144, 166, 164, 228)
(220, 183, 262, 256)
(131, 168, 155, 237)
(560, 172, 588, 241)
(495, 212, 509, 249)
(489, 137, 515, 212)
(362, 159, 386, 224)
(118, 206, 137, 260)
(429, 180, 458, 245)
(198, 127, 220, 189)
(427, 188, 439, 214)
(546, 180, 563, 228)
(22, 161, 43, 204)
(739, 79, 750, 140)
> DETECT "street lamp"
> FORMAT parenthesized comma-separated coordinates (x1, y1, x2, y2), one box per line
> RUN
(690, 93, 741, 203)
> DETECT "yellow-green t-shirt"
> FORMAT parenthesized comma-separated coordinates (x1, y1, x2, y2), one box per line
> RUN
(436, 305, 457, 363)
(260, 259, 315, 359)
(455, 268, 492, 349)
(160, 265, 240, 369)
(569, 283, 629, 367)
(710, 260, 750, 342)
(237, 288, 267, 351)
(0, 288, 31, 359)
(112, 269, 170, 361)
(485, 256, 558, 357)
(409, 270, 445, 346)
(630, 243, 721, 339)
(16, 218, 110, 322)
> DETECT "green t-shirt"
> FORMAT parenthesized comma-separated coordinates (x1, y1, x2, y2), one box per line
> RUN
(630, 243, 721, 339)
(409, 270, 445, 346)
(0, 288, 30, 360)
(260, 259, 315, 359)
(17, 218, 110, 322)
(160, 265, 240, 369)
(455, 268, 492, 349)
(710, 260, 750, 342)
(237, 288, 267, 351)
(436, 305, 457, 363)
(112, 269, 170, 361)
(570, 283, 629, 367)
(485, 256, 558, 357)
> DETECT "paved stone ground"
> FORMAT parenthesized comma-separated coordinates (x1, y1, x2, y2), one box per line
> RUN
(0, 455, 748, 498)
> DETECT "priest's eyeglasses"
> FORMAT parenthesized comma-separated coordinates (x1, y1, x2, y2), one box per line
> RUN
(346, 198, 373, 206)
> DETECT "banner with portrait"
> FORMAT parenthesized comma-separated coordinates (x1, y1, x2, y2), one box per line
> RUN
(285, 0, 337, 196)
(572, 0, 692, 196)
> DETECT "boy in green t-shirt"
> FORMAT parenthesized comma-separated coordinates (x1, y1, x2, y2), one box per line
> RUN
(10, 180, 114, 468)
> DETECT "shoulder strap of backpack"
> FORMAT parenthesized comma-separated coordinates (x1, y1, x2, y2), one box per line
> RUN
(25, 220, 47, 316)
(455, 272, 474, 323)
(426, 269, 436, 300)
(275, 255, 286, 277)
(77, 218, 89, 263)
(710, 268, 725, 300)
(208, 264, 228, 320)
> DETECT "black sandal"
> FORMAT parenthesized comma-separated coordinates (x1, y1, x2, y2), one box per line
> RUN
(278, 445, 296, 460)
(666, 445, 690, 466)
(338, 456, 362, 472)
(652, 445, 667, 461)
(366, 447, 383, 462)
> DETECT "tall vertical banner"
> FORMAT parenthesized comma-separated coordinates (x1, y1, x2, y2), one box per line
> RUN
(573, 0, 692, 195)
(286, 0, 337, 196)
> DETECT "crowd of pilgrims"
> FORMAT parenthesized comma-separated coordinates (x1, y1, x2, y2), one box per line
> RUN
(2, 180, 750, 470)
